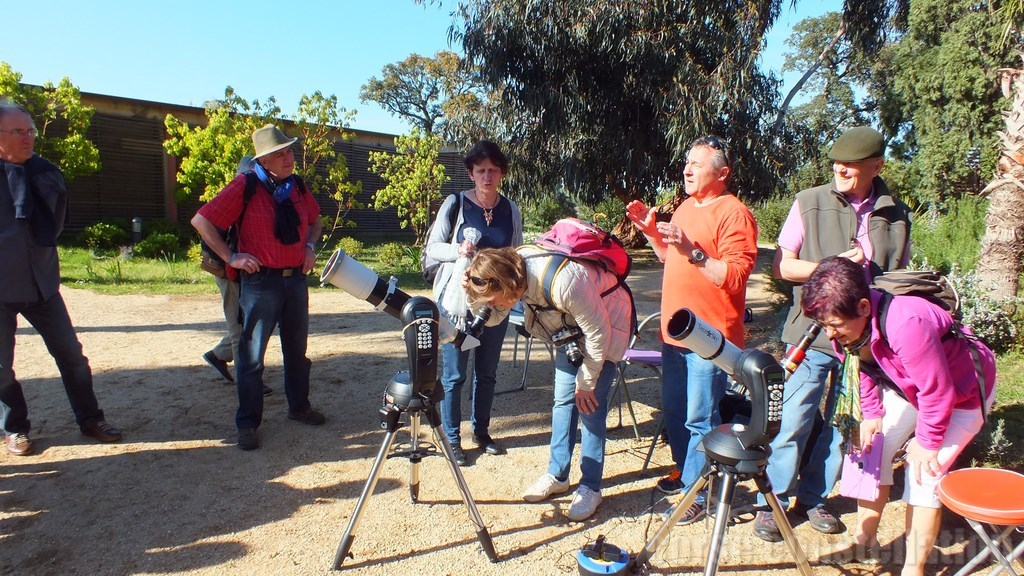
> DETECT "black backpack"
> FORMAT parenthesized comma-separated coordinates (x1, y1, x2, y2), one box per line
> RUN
(420, 193, 462, 283)
(870, 269, 988, 423)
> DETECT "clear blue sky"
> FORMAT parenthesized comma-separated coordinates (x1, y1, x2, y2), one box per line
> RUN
(1, 0, 842, 136)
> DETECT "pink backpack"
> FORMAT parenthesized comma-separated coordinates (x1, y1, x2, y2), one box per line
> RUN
(530, 218, 633, 306)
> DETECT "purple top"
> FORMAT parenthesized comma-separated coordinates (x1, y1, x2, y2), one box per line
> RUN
(831, 290, 997, 450)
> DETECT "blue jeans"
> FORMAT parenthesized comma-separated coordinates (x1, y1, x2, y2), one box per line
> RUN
(439, 316, 509, 444)
(0, 293, 104, 434)
(759, 347, 841, 508)
(549, 350, 616, 492)
(662, 343, 727, 491)
(236, 269, 311, 430)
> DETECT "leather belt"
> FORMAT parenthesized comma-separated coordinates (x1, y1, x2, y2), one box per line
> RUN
(254, 267, 303, 277)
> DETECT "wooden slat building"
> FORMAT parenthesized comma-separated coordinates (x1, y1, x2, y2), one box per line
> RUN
(67, 92, 473, 240)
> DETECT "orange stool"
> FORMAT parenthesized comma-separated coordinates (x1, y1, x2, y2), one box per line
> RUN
(937, 468, 1024, 575)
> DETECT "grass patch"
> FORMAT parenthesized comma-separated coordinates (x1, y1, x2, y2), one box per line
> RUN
(59, 241, 433, 296)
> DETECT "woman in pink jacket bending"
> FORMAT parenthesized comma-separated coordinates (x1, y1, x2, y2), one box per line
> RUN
(800, 256, 996, 576)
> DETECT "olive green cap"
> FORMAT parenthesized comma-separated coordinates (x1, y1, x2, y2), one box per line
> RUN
(828, 127, 885, 161)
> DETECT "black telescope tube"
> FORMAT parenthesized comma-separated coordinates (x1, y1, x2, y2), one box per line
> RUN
(363, 277, 410, 320)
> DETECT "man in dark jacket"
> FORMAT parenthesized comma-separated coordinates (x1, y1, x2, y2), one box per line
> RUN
(753, 126, 911, 542)
(0, 101, 122, 456)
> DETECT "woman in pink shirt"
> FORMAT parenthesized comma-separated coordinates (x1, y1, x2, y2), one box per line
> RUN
(800, 256, 996, 576)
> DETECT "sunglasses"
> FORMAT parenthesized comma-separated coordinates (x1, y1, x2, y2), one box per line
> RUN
(468, 275, 496, 288)
(694, 135, 731, 165)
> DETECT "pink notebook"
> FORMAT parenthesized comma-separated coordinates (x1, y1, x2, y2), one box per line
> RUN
(840, 433, 883, 500)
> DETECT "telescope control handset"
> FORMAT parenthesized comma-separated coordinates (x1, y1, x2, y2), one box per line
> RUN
(667, 309, 786, 449)
(401, 297, 439, 393)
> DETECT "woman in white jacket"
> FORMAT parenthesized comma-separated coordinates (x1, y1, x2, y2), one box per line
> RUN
(464, 246, 632, 521)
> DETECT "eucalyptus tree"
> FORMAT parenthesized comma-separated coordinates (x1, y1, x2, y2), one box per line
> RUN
(456, 0, 795, 243)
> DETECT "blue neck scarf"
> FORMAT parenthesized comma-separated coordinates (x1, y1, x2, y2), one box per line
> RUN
(253, 162, 295, 204)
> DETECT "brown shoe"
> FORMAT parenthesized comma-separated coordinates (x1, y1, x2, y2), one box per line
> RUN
(5, 433, 33, 456)
(287, 407, 325, 426)
(80, 421, 122, 443)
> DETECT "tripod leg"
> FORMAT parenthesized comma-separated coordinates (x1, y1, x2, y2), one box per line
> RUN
(703, 471, 738, 576)
(755, 475, 813, 576)
(332, 427, 401, 570)
(630, 474, 710, 570)
(409, 412, 421, 503)
(430, 424, 500, 563)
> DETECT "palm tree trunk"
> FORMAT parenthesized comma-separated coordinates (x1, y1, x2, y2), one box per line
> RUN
(977, 55, 1024, 299)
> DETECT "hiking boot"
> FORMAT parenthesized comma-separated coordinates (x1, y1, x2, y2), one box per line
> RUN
(523, 473, 570, 503)
(818, 540, 881, 565)
(567, 485, 602, 521)
(656, 468, 683, 494)
(752, 510, 783, 543)
(800, 503, 841, 534)
(237, 428, 259, 451)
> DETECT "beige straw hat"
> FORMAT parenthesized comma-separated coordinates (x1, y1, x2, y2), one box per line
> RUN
(252, 124, 297, 159)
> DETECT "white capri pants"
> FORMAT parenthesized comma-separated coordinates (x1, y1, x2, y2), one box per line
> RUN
(875, 386, 992, 509)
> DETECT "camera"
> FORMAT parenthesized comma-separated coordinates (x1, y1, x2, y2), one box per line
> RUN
(551, 326, 584, 367)
(464, 306, 492, 339)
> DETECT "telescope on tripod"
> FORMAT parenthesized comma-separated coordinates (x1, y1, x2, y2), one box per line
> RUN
(578, 309, 821, 576)
(320, 249, 499, 570)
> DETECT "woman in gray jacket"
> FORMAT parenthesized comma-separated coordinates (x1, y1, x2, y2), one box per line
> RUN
(463, 246, 632, 521)
(424, 141, 522, 467)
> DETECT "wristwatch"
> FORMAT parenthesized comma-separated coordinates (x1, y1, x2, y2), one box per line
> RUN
(305, 242, 316, 251)
(689, 247, 707, 265)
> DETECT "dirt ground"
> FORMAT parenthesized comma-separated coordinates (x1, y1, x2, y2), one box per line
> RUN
(0, 248, 991, 575)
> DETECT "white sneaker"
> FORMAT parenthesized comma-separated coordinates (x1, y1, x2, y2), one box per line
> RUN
(567, 485, 602, 521)
(523, 473, 570, 503)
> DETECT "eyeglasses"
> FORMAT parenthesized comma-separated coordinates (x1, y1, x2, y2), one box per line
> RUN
(0, 128, 38, 137)
(468, 275, 495, 288)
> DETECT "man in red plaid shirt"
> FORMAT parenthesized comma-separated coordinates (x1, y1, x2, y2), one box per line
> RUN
(192, 124, 324, 451)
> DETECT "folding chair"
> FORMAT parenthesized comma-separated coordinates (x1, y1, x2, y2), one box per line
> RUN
(610, 311, 662, 441)
(937, 467, 1024, 576)
(499, 302, 553, 394)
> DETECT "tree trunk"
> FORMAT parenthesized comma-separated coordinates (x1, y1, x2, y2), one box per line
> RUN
(977, 56, 1024, 300)
(610, 191, 686, 249)
(773, 23, 847, 133)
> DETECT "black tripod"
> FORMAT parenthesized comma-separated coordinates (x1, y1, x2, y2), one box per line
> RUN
(628, 427, 812, 576)
(332, 372, 499, 569)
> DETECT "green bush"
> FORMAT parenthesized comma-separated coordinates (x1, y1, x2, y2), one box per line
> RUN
(134, 232, 181, 259)
(143, 219, 192, 245)
(80, 222, 129, 252)
(946, 266, 1023, 354)
(577, 196, 626, 231)
(523, 192, 576, 228)
(752, 194, 791, 245)
(187, 242, 203, 264)
(910, 196, 986, 274)
(336, 237, 364, 259)
(376, 242, 408, 270)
